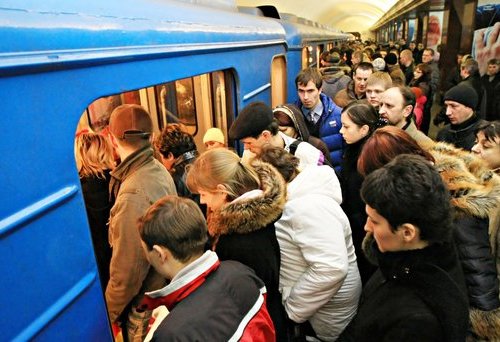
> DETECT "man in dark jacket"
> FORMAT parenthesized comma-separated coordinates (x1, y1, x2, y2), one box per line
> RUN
(460, 59, 483, 112)
(437, 83, 482, 150)
(481, 58, 500, 120)
(138, 196, 275, 341)
(399, 49, 414, 85)
(339, 154, 469, 342)
(295, 67, 345, 171)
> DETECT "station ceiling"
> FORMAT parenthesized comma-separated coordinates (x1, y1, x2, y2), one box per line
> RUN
(236, 0, 399, 37)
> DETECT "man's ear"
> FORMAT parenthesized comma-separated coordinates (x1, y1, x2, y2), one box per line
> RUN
(399, 223, 419, 243)
(261, 130, 272, 140)
(403, 104, 414, 118)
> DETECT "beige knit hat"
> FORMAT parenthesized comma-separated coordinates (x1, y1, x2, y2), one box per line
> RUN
(203, 127, 225, 144)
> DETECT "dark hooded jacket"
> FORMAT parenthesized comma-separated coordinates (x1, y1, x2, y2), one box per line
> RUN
(321, 70, 351, 101)
(340, 237, 469, 342)
(209, 161, 288, 341)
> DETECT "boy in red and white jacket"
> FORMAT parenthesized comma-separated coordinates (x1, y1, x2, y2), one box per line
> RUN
(137, 195, 275, 341)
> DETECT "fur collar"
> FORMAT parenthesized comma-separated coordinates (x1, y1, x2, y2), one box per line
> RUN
(209, 161, 286, 236)
(429, 142, 500, 218)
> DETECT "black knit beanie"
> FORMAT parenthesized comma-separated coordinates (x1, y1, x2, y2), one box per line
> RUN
(444, 83, 478, 109)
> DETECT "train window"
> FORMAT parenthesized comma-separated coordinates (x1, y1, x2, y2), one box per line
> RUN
(85, 92, 141, 133)
(271, 55, 286, 107)
(301, 46, 309, 69)
(210, 72, 227, 134)
(79, 69, 235, 152)
(155, 78, 197, 135)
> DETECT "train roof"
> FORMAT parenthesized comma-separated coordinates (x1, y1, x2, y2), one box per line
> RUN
(279, 15, 351, 49)
(238, 6, 350, 50)
(0, 0, 286, 74)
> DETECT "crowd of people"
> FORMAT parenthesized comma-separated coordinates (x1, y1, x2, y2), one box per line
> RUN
(75, 38, 500, 341)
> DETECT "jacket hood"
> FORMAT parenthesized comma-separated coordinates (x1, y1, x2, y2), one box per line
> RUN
(323, 71, 348, 83)
(273, 104, 311, 142)
(209, 161, 286, 236)
(429, 142, 500, 218)
(288, 165, 342, 205)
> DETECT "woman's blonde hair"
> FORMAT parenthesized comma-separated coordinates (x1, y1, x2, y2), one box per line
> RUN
(75, 132, 115, 178)
(186, 148, 260, 201)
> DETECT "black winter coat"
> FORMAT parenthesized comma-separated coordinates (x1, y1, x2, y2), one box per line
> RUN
(339, 239, 469, 342)
(481, 73, 500, 121)
(80, 171, 112, 288)
(453, 214, 500, 311)
(340, 138, 376, 284)
(436, 114, 482, 151)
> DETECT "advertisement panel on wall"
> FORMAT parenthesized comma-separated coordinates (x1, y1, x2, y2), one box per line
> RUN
(408, 19, 416, 42)
(472, 1, 500, 75)
(426, 11, 444, 50)
(396, 21, 403, 40)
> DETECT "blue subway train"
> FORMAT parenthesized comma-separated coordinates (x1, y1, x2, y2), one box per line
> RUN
(0, 0, 349, 339)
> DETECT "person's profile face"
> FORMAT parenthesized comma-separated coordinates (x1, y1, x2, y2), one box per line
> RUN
(278, 125, 297, 139)
(364, 205, 405, 253)
(471, 131, 500, 170)
(240, 134, 267, 154)
(413, 68, 423, 79)
(445, 100, 473, 125)
(340, 112, 368, 145)
(198, 188, 227, 212)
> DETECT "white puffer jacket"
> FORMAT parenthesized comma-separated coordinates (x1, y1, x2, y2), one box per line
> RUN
(276, 165, 362, 341)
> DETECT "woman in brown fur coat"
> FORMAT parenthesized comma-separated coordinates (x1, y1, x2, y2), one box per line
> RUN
(186, 148, 288, 341)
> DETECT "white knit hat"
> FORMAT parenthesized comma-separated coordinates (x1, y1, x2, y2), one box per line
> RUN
(203, 128, 225, 144)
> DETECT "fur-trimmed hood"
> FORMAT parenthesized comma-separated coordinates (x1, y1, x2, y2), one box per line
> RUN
(429, 142, 500, 219)
(208, 161, 286, 236)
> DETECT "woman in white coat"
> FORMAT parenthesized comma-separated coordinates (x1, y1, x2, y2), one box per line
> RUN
(259, 145, 362, 341)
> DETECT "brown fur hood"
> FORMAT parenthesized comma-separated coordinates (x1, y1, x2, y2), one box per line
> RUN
(208, 161, 286, 236)
(429, 142, 500, 219)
